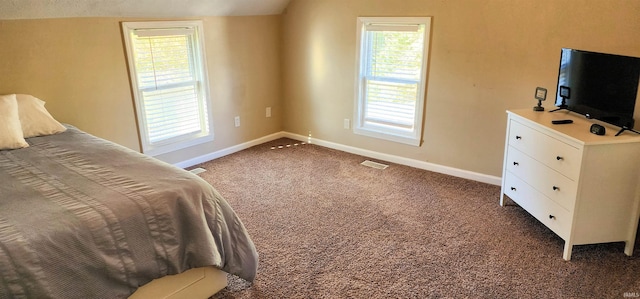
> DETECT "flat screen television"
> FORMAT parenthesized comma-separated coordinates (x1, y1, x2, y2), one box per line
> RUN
(554, 48, 640, 130)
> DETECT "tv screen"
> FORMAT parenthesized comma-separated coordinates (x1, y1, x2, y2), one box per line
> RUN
(555, 48, 640, 129)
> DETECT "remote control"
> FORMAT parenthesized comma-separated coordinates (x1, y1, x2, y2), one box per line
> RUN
(551, 119, 573, 124)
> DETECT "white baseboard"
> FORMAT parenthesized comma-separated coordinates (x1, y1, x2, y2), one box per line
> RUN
(282, 132, 502, 186)
(174, 131, 502, 186)
(173, 131, 286, 169)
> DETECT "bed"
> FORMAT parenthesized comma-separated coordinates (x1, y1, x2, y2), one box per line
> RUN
(0, 94, 258, 298)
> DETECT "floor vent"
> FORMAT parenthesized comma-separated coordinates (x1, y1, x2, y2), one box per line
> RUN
(189, 167, 207, 175)
(360, 160, 389, 170)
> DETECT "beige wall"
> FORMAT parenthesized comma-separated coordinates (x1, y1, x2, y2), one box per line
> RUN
(0, 18, 139, 149)
(1, 1, 639, 177)
(0, 15, 282, 164)
(281, 0, 640, 177)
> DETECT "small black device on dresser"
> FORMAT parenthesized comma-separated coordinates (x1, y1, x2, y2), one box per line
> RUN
(590, 124, 606, 135)
(552, 119, 573, 125)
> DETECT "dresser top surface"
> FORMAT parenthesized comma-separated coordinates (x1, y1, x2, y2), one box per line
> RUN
(507, 109, 640, 145)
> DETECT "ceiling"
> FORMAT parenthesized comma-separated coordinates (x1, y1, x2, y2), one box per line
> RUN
(0, 0, 291, 20)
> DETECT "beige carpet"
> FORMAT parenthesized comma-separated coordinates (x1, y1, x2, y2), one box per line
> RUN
(196, 138, 640, 298)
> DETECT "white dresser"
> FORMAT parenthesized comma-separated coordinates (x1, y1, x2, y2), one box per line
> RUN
(500, 109, 640, 260)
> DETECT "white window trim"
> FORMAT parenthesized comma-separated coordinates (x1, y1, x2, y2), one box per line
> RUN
(121, 20, 214, 156)
(353, 16, 431, 146)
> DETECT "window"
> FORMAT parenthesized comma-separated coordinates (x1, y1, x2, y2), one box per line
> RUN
(122, 21, 213, 156)
(354, 17, 431, 146)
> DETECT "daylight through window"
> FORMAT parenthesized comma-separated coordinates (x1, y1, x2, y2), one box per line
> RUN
(122, 21, 213, 156)
(354, 17, 431, 146)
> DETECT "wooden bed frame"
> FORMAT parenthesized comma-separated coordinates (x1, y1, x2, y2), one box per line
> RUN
(129, 267, 227, 299)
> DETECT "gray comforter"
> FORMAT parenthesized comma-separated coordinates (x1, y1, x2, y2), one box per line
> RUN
(0, 126, 258, 298)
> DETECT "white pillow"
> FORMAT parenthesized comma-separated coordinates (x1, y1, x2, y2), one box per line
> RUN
(16, 94, 67, 138)
(0, 94, 29, 150)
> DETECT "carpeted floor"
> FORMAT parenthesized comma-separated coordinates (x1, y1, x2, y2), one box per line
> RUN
(195, 138, 640, 298)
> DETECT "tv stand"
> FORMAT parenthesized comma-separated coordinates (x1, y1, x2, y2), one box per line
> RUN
(615, 126, 640, 136)
(549, 105, 569, 113)
(549, 94, 569, 112)
(551, 92, 570, 113)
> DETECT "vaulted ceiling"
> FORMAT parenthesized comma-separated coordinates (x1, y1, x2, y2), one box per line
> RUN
(0, 0, 291, 20)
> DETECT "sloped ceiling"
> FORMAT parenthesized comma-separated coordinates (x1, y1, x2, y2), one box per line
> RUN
(0, 0, 291, 20)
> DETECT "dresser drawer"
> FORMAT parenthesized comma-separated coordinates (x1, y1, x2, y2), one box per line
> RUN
(508, 120, 582, 180)
(505, 146, 577, 212)
(503, 172, 571, 239)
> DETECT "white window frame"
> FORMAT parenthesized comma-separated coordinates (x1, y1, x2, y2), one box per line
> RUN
(122, 20, 214, 156)
(354, 17, 431, 146)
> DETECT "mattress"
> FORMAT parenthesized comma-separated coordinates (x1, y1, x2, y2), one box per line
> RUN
(0, 126, 258, 298)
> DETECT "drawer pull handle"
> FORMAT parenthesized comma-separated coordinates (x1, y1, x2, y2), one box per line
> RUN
(556, 156, 564, 161)
(513, 161, 519, 166)
(515, 136, 522, 140)
(510, 187, 517, 191)
(549, 215, 556, 220)
(553, 186, 560, 191)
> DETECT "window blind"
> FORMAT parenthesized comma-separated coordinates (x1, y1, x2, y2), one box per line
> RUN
(131, 29, 208, 145)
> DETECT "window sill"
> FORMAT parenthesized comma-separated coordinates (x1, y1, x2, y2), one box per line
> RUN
(143, 134, 214, 157)
(353, 126, 421, 147)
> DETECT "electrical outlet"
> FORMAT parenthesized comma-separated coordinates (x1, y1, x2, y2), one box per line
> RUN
(234, 116, 240, 127)
(266, 107, 272, 118)
(344, 118, 350, 129)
